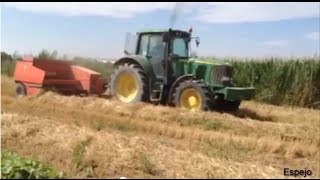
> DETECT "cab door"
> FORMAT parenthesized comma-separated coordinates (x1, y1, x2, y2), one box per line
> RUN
(137, 34, 165, 79)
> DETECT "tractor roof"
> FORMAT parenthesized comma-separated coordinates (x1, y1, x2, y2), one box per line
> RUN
(137, 29, 190, 34)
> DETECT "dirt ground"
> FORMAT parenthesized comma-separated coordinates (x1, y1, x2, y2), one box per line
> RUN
(1, 76, 319, 178)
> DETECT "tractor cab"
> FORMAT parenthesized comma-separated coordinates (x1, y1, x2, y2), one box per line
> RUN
(124, 28, 198, 61)
(123, 28, 200, 84)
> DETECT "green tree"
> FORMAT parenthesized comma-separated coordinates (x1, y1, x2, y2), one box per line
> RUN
(38, 49, 58, 59)
(1, 51, 13, 62)
(50, 50, 58, 59)
(38, 49, 50, 59)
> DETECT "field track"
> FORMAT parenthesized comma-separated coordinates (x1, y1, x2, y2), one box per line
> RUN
(1, 76, 319, 178)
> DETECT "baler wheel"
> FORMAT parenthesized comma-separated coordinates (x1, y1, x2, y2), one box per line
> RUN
(15, 83, 26, 98)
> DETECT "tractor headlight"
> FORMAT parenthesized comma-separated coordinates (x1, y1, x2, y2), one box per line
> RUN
(221, 76, 231, 82)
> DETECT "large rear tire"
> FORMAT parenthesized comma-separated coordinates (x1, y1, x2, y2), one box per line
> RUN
(173, 80, 212, 111)
(110, 63, 149, 103)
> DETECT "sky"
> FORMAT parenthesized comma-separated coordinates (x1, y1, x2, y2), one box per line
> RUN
(1, 2, 320, 59)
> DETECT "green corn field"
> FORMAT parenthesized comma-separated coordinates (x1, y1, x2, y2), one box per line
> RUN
(227, 57, 320, 109)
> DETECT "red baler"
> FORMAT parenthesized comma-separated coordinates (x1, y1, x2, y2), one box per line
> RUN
(13, 57, 107, 97)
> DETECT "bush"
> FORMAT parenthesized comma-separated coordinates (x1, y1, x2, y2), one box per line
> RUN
(1, 151, 64, 179)
(72, 57, 114, 78)
(1, 60, 16, 77)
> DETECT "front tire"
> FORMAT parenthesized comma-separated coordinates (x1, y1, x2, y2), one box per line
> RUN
(173, 80, 212, 111)
(110, 63, 149, 103)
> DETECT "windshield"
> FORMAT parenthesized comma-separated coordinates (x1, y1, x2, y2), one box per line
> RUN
(172, 37, 189, 57)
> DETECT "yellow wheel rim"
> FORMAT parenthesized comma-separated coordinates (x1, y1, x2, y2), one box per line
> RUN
(115, 72, 138, 103)
(179, 88, 202, 111)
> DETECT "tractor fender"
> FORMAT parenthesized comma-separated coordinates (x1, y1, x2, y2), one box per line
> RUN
(167, 74, 195, 105)
(114, 55, 155, 79)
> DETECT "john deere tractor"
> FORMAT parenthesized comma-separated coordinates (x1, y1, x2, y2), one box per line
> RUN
(109, 28, 255, 111)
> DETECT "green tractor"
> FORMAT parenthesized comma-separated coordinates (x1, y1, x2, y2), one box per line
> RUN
(109, 28, 255, 111)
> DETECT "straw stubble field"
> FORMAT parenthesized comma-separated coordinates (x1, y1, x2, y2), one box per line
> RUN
(1, 75, 320, 178)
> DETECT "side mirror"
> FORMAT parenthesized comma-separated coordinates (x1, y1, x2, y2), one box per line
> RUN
(196, 38, 200, 47)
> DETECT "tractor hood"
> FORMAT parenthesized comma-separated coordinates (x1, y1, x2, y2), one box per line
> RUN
(186, 57, 232, 67)
(178, 57, 234, 88)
